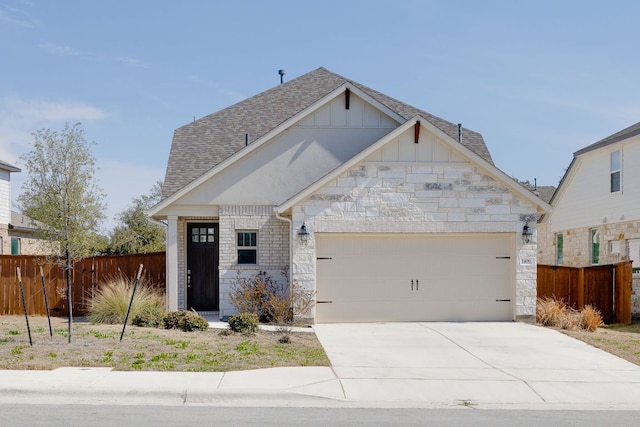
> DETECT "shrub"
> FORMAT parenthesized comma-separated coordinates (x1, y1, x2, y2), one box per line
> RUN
(163, 310, 209, 332)
(537, 297, 603, 331)
(537, 297, 570, 327)
(88, 274, 165, 325)
(580, 305, 604, 332)
(132, 306, 166, 328)
(228, 312, 259, 334)
(229, 270, 315, 325)
(229, 271, 277, 322)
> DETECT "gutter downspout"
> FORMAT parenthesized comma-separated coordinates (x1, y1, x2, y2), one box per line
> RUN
(274, 208, 293, 286)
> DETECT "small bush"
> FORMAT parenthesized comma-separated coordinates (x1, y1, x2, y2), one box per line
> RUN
(132, 306, 166, 328)
(537, 297, 567, 327)
(580, 305, 604, 332)
(88, 274, 165, 325)
(537, 297, 602, 331)
(163, 311, 209, 332)
(228, 312, 259, 334)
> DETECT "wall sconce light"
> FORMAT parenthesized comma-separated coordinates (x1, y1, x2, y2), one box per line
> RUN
(522, 223, 533, 244)
(298, 222, 309, 244)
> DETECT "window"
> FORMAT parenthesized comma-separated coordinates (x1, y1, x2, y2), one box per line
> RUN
(628, 239, 640, 273)
(590, 229, 600, 265)
(610, 150, 621, 193)
(237, 231, 257, 264)
(556, 234, 563, 264)
(11, 238, 20, 255)
(191, 226, 215, 243)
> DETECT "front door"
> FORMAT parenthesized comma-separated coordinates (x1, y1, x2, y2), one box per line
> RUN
(187, 223, 219, 311)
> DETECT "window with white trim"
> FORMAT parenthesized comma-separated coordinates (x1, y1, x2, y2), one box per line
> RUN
(610, 149, 621, 193)
(237, 231, 257, 264)
(590, 228, 600, 265)
(11, 237, 20, 255)
(556, 233, 563, 264)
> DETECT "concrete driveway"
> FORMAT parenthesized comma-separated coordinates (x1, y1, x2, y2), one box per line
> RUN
(313, 322, 640, 408)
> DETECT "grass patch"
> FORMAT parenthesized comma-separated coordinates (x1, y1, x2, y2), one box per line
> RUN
(0, 315, 329, 371)
(562, 318, 640, 366)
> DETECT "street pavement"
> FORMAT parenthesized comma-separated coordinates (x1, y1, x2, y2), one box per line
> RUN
(1, 322, 639, 410)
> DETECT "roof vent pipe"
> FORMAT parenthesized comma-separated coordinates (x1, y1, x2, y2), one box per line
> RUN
(457, 123, 462, 143)
(278, 69, 285, 84)
(245, 133, 249, 146)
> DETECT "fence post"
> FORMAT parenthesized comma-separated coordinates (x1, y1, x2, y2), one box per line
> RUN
(576, 267, 585, 310)
(614, 262, 632, 324)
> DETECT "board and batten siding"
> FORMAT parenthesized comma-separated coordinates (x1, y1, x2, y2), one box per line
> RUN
(549, 135, 640, 233)
(0, 169, 11, 225)
(172, 93, 398, 207)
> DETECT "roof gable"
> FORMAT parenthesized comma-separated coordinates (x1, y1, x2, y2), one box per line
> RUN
(150, 85, 401, 214)
(161, 67, 493, 200)
(277, 116, 550, 214)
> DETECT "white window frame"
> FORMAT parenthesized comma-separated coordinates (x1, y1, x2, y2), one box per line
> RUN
(237, 230, 257, 265)
(610, 149, 621, 193)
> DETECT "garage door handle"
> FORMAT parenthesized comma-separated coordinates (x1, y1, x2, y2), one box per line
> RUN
(416, 279, 419, 291)
(317, 300, 333, 304)
(317, 257, 333, 260)
(411, 279, 414, 291)
(496, 299, 511, 302)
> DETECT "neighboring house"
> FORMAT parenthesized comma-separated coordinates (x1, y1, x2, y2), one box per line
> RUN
(150, 67, 550, 323)
(0, 160, 51, 255)
(537, 122, 640, 315)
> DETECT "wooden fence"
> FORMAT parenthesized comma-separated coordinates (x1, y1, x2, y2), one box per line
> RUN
(537, 262, 632, 324)
(0, 252, 166, 317)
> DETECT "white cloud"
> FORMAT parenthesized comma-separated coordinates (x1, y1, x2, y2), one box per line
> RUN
(0, 3, 39, 28)
(39, 42, 80, 56)
(2, 96, 108, 123)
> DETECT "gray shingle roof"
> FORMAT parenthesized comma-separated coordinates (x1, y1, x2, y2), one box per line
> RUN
(0, 160, 20, 173)
(574, 121, 640, 156)
(162, 67, 493, 199)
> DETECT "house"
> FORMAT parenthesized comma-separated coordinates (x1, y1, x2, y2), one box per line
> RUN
(0, 160, 50, 255)
(150, 67, 551, 323)
(537, 122, 640, 315)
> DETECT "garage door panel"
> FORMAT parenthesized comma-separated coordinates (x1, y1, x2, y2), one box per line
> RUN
(316, 233, 513, 323)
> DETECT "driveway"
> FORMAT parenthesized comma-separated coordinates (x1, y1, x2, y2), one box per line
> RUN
(313, 322, 640, 408)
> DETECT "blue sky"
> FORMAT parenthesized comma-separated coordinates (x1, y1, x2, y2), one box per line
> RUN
(2, 0, 639, 232)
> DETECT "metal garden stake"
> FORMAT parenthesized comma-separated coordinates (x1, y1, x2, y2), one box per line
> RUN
(40, 266, 53, 337)
(120, 264, 144, 342)
(16, 267, 33, 346)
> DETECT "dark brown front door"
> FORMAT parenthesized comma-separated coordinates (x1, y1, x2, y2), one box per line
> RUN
(187, 223, 219, 311)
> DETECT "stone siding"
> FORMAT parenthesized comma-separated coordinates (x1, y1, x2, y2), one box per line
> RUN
(292, 163, 539, 320)
(538, 220, 640, 267)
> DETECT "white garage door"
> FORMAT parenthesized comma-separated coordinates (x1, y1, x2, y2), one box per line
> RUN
(315, 233, 514, 322)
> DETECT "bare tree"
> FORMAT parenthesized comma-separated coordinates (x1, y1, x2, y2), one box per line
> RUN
(17, 123, 106, 342)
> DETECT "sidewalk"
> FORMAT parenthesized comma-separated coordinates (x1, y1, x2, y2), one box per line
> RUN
(2, 322, 640, 410)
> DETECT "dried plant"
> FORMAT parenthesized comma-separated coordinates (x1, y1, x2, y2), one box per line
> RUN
(580, 305, 604, 332)
(87, 273, 165, 325)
